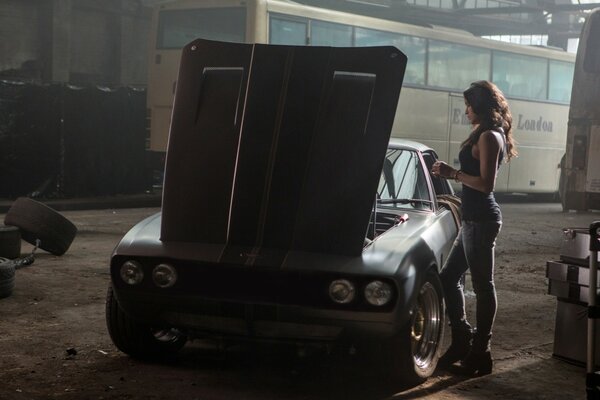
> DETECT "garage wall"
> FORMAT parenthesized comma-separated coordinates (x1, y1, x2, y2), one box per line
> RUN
(0, 1, 42, 77)
(0, 0, 151, 86)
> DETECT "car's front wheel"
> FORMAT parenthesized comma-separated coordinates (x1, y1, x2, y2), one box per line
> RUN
(385, 271, 445, 384)
(105, 285, 187, 359)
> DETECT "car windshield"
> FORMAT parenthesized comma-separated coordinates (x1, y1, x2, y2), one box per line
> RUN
(377, 148, 432, 211)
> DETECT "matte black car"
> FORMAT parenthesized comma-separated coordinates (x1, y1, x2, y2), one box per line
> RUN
(106, 39, 460, 383)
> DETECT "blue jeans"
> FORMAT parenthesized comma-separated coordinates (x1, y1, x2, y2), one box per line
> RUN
(440, 220, 502, 344)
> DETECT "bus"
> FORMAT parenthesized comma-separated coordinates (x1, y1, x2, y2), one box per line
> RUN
(146, 0, 576, 194)
(559, 8, 600, 211)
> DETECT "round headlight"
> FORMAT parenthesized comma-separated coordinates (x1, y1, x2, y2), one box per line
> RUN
(152, 263, 177, 288)
(329, 279, 355, 304)
(364, 280, 393, 306)
(120, 260, 144, 285)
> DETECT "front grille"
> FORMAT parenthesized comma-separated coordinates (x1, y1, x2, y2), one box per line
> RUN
(178, 298, 277, 319)
(111, 256, 397, 312)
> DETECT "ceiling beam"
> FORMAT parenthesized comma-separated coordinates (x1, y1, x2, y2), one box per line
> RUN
(296, 0, 586, 39)
(455, 2, 600, 16)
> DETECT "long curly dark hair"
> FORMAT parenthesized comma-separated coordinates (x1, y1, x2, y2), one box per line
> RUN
(462, 80, 517, 161)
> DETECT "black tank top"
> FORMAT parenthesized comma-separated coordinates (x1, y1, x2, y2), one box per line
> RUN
(459, 131, 504, 222)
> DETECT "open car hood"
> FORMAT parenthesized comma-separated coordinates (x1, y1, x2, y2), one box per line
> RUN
(161, 39, 406, 257)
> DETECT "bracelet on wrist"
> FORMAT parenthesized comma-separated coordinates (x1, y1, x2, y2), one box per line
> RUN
(454, 170, 462, 182)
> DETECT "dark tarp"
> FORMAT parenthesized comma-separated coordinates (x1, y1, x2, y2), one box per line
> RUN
(0, 81, 147, 198)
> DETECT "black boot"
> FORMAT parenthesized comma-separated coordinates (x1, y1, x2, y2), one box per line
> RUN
(438, 325, 472, 367)
(460, 333, 493, 376)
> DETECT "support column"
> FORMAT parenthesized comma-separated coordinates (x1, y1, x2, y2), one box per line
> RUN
(40, 0, 72, 83)
(114, 0, 151, 86)
(547, 12, 570, 50)
(547, 0, 572, 51)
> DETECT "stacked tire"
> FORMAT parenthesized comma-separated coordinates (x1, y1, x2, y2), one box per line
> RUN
(0, 226, 20, 299)
(0, 197, 78, 299)
(0, 225, 21, 259)
(0, 258, 15, 299)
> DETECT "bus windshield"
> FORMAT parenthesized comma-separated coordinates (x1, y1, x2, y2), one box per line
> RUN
(157, 7, 246, 49)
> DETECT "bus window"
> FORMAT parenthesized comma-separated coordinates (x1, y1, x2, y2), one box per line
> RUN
(270, 16, 307, 45)
(310, 20, 352, 46)
(583, 12, 600, 73)
(492, 51, 547, 100)
(157, 8, 246, 49)
(428, 41, 490, 90)
(355, 28, 426, 85)
(548, 60, 574, 103)
(146, 0, 574, 197)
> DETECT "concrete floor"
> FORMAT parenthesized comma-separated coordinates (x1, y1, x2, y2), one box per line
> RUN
(0, 202, 597, 399)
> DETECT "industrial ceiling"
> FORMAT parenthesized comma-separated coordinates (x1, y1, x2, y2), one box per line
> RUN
(295, 0, 600, 49)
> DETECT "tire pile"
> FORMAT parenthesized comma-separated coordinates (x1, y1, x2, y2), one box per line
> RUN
(0, 197, 77, 298)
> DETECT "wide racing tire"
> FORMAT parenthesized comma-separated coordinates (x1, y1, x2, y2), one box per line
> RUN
(0, 259, 16, 299)
(4, 197, 77, 256)
(385, 270, 445, 385)
(0, 225, 21, 259)
(105, 285, 187, 359)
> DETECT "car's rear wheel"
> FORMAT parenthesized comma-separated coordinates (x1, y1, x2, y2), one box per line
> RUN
(105, 285, 187, 359)
(386, 271, 445, 384)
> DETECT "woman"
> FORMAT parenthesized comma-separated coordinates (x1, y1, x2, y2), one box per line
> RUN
(431, 80, 517, 376)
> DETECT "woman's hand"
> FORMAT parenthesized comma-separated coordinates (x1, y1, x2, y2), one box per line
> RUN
(431, 161, 456, 179)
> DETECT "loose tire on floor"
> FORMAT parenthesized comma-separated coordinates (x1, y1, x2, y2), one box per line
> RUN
(0, 225, 21, 259)
(385, 270, 445, 385)
(0, 260, 16, 299)
(105, 285, 187, 359)
(4, 197, 77, 256)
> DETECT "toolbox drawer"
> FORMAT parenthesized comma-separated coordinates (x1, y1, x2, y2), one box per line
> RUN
(560, 228, 600, 266)
(547, 260, 599, 286)
(546, 260, 600, 303)
(548, 279, 589, 303)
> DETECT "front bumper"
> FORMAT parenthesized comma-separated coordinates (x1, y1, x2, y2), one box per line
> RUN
(113, 289, 407, 342)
